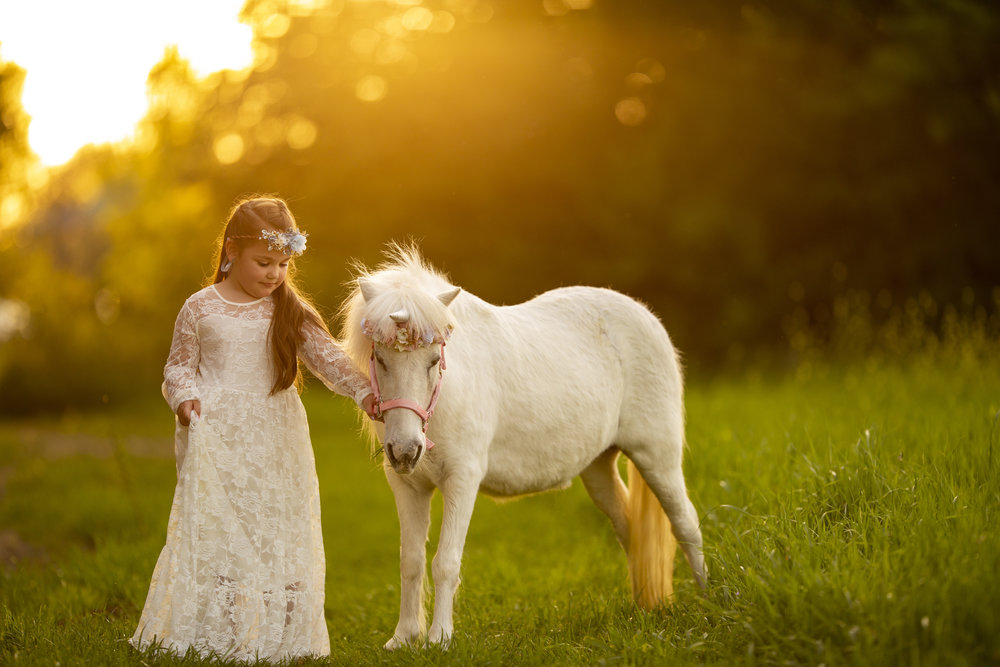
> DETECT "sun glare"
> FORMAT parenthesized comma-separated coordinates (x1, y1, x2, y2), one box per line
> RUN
(0, 0, 254, 167)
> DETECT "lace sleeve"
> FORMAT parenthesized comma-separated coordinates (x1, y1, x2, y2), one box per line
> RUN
(163, 299, 200, 413)
(300, 317, 372, 407)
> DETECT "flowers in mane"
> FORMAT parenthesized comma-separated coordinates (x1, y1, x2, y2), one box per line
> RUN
(361, 318, 453, 352)
(259, 229, 308, 256)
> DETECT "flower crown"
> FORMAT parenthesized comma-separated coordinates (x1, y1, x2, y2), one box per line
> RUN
(261, 229, 308, 256)
(232, 229, 308, 256)
(361, 318, 453, 352)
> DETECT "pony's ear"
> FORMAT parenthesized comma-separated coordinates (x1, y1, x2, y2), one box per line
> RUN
(358, 277, 378, 303)
(438, 286, 461, 307)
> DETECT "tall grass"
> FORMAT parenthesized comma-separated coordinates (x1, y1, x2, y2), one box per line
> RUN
(1, 313, 998, 665)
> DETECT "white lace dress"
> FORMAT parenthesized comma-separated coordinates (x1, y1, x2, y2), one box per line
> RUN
(130, 285, 371, 661)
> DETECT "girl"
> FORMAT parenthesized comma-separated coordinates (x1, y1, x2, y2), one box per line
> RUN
(130, 196, 376, 661)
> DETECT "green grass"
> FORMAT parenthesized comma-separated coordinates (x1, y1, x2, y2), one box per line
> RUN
(1, 359, 998, 665)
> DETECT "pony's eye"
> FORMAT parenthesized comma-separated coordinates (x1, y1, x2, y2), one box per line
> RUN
(375, 354, 387, 370)
(428, 356, 440, 370)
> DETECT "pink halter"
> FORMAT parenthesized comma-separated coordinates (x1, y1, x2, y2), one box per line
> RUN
(368, 341, 446, 450)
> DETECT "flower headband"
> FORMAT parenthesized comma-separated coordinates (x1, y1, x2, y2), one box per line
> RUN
(361, 318, 453, 352)
(231, 229, 308, 256)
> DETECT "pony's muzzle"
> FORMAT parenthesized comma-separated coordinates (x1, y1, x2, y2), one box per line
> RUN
(385, 437, 424, 473)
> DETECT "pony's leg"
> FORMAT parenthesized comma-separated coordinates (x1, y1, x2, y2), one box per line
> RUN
(579, 447, 630, 551)
(627, 454, 707, 588)
(384, 473, 433, 650)
(427, 476, 479, 646)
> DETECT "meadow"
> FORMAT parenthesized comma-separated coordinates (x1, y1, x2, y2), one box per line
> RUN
(1, 352, 998, 666)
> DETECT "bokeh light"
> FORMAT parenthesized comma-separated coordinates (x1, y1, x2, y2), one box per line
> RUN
(286, 116, 318, 150)
(614, 97, 647, 126)
(356, 75, 388, 102)
(214, 133, 246, 164)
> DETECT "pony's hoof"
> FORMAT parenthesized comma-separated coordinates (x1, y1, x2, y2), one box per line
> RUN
(384, 636, 411, 651)
(693, 556, 709, 589)
(427, 626, 452, 649)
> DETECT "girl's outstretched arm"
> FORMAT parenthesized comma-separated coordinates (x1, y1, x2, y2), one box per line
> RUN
(300, 318, 374, 413)
(164, 300, 201, 416)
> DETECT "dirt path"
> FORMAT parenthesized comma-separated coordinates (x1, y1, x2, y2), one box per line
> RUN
(9, 427, 173, 460)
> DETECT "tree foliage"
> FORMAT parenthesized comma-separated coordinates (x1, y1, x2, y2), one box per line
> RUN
(1, 0, 998, 412)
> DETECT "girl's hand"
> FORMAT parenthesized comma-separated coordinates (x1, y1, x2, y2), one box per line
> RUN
(361, 394, 381, 421)
(177, 399, 201, 427)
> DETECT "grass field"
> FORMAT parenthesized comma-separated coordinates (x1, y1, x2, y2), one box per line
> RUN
(1, 356, 998, 665)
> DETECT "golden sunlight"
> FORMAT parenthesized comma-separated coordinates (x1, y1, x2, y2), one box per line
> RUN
(0, 0, 254, 167)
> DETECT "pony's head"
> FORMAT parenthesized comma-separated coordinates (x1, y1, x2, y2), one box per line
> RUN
(341, 245, 461, 474)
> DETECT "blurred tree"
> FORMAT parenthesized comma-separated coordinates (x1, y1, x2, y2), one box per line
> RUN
(1, 0, 998, 412)
(0, 59, 37, 391)
(0, 60, 33, 232)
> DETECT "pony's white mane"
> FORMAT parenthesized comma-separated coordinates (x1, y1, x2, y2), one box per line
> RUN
(339, 244, 458, 375)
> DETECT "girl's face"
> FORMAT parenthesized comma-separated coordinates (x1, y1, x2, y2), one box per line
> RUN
(227, 239, 291, 300)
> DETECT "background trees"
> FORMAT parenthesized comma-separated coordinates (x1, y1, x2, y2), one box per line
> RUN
(1, 0, 998, 412)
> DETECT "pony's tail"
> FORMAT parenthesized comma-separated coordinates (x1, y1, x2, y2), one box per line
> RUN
(626, 459, 676, 609)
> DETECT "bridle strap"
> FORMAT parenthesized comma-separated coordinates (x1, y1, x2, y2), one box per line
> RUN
(368, 342, 446, 450)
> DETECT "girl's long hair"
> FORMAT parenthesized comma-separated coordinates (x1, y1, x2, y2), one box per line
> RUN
(211, 196, 329, 395)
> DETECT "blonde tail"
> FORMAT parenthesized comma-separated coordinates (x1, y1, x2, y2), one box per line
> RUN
(626, 459, 676, 609)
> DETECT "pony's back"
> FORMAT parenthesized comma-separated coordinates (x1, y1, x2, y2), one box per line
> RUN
(444, 285, 683, 496)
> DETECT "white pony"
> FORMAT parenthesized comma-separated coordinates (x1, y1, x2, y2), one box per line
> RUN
(339, 246, 706, 649)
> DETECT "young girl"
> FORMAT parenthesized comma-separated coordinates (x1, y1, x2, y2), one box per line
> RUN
(130, 196, 376, 661)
